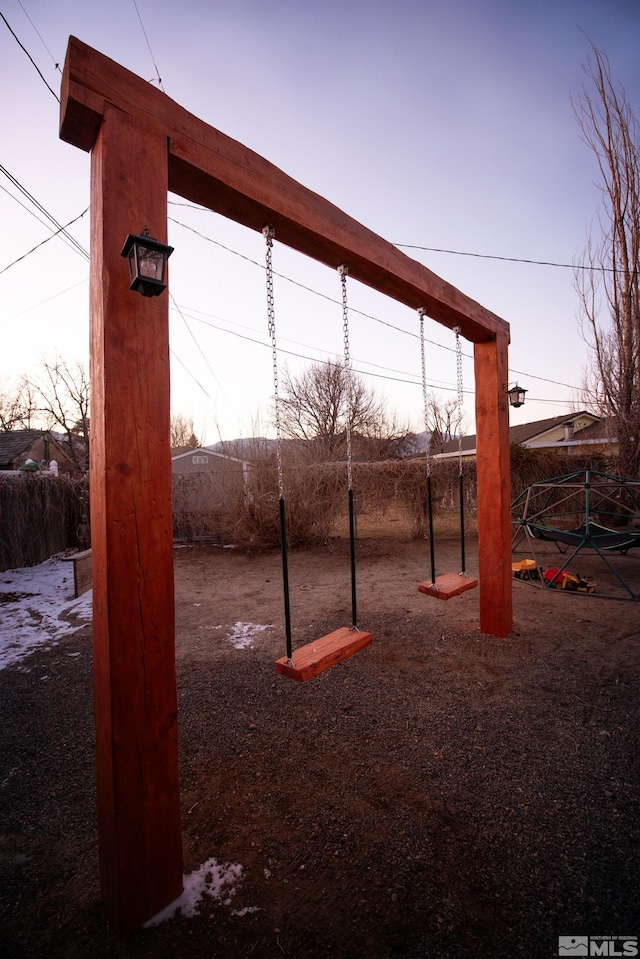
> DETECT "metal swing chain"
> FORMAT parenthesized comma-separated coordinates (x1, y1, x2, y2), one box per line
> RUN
(264, 224, 294, 662)
(339, 264, 360, 629)
(263, 225, 285, 500)
(454, 325, 468, 576)
(454, 325, 464, 476)
(418, 308, 431, 478)
(419, 307, 437, 586)
(339, 265, 354, 492)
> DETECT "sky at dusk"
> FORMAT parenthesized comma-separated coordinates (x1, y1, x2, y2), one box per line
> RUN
(1, 0, 639, 444)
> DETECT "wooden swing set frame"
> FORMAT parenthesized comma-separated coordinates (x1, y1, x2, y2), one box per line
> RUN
(59, 36, 512, 937)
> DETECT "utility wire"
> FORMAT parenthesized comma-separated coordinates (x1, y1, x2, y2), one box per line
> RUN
(0, 182, 82, 258)
(393, 242, 628, 275)
(171, 304, 577, 409)
(169, 293, 227, 399)
(0, 208, 89, 274)
(169, 347, 216, 403)
(132, 0, 164, 90)
(169, 215, 428, 341)
(168, 215, 582, 395)
(2, 279, 88, 321)
(0, 166, 89, 260)
(16, 0, 61, 72)
(0, 11, 59, 101)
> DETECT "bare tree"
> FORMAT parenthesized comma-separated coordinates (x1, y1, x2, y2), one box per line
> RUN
(0, 379, 37, 430)
(170, 413, 200, 451)
(30, 357, 90, 471)
(276, 360, 387, 459)
(574, 39, 640, 477)
(425, 393, 464, 452)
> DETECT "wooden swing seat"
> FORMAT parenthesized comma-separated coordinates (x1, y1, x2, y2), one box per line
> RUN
(418, 571, 478, 600)
(275, 626, 373, 682)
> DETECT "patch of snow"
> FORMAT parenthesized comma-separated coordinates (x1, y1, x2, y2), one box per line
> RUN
(143, 856, 244, 927)
(226, 622, 272, 650)
(0, 556, 92, 672)
(231, 906, 261, 917)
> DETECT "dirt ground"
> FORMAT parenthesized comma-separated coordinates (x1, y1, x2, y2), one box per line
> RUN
(1, 534, 639, 958)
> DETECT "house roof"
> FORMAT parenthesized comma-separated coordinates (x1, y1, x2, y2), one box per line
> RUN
(171, 447, 249, 466)
(0, 430, 51, 468)
(433, 411, 601, 457)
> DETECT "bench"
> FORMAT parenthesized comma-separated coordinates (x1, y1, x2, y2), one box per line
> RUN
(62, 548, 92, 598)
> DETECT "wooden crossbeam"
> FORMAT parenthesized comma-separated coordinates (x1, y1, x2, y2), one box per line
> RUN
(418, 571, 478, 600)
(60, 37, 509, 346)
(275, 627, 373, 682)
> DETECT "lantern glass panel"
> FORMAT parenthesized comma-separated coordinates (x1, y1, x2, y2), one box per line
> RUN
(138, 244, 165, 283)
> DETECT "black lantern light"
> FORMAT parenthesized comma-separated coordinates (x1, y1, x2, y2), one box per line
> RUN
(507, 382, 527, 409)
(121, 228, 174, 297)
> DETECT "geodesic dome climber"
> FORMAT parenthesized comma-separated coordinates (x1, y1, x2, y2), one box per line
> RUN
(512, 469, 640, 599)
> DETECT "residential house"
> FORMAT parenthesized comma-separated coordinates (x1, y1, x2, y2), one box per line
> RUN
(432, 411, 609, 459)
(171, 447, 250, 478)
(0, 430, 79, 473)
(171, 448, 252, 541)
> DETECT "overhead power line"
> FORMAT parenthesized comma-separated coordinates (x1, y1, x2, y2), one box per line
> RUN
(132, 0, 164, 90)
(0, 165, 89, 261)
(0, 208, 89, 274)
(393, 242, 627, 275)
(16, 0, 61, 72)
(0, 10, 59, 102)
(167, 215, 582, 396)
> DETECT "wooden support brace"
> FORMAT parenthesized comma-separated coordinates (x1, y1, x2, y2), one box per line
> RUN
(275, 627, 373, 682)
(418, 572, 478, 600)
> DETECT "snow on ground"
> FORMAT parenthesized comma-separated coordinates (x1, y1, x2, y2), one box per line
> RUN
(144, 856, 250, 927)
(198, 621, 273, 649)
(0, 555, 272, 672)
(0, 556, 93, 671)
(1, 560, 259, 924)
(225, 622, 272, 649)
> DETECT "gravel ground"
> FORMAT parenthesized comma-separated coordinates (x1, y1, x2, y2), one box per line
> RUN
(1, 538, 639, 958)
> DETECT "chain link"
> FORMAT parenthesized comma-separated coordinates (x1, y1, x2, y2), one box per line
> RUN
(263, 225, 285, 499)
(418, 308, 431, 477)
(338, 265, 354, 491)
(454, 326, 464, 475)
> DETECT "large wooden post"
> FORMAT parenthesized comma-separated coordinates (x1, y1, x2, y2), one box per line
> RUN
(90, 103, 183, 936)
(474, 334, 512, 637)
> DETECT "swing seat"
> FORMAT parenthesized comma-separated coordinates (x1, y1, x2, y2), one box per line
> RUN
(418, 571, 478, 600)
(275, 626, 373, 682)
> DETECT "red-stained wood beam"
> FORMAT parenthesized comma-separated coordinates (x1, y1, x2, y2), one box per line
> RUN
(474, 334, 513, 637)
(60, 36, 508, 345)
(89, 103, 182, 936)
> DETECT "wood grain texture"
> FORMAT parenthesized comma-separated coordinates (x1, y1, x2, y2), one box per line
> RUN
(418, 572, 478, 600)
(275, 627, 373, 682)
(474, 334, 513, 637)
(89, 104, 182, 937)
